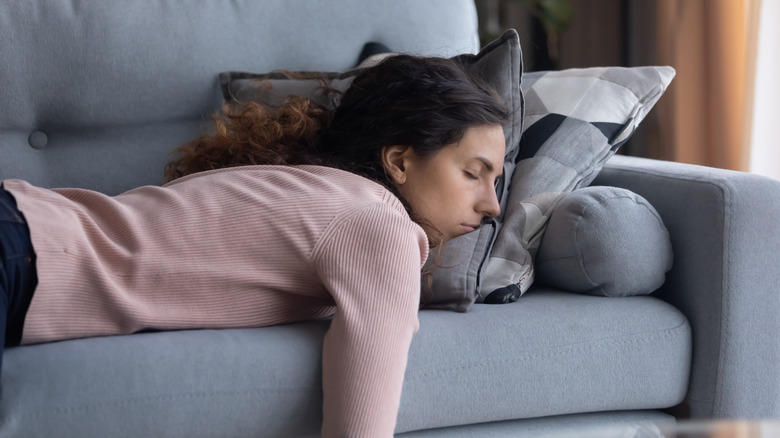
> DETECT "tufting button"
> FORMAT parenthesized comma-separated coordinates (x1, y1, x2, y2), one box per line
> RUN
(28, 130, 48, 149)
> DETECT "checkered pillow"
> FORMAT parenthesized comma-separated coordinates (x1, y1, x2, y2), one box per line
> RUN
(479, 66, 675, 303)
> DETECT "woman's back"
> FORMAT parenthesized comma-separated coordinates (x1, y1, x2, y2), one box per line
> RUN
(4, 165, 428, 345)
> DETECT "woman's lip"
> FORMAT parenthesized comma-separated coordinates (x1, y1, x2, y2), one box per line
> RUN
(461, 224, 480, 233)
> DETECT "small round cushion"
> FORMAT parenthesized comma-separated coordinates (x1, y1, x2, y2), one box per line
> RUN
(535, 186, 673, 297)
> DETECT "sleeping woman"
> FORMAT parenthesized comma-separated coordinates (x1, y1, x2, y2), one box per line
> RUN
(0, 54, 508, 437)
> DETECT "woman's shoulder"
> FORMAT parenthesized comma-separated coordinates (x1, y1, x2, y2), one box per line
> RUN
(167, 164, 373, 188)
(310, 181, 429, 265)
(297, 165, 405, 205)
(298, 166, 414, 227)
(168, 164, 401, 208)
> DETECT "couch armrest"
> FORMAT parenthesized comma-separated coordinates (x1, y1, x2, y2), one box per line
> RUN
(592, 154, 780, 420)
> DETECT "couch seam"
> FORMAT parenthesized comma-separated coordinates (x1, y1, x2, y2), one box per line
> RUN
(573, 202, 601, 294)
(600, 160, 730, 416)
(7, 387, 322, 420)
(405, 318, 690, 382)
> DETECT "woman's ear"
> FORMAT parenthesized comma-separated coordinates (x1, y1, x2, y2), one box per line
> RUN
(381, 145, 412, 185)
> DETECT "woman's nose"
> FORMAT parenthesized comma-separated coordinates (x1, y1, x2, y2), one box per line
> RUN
(480, 189, 501, 218)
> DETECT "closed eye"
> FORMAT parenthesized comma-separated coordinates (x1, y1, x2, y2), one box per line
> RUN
(464, 170, 479, 180)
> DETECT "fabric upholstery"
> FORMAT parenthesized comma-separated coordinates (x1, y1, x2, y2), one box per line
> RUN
(0, 0, 480, 194)
(396, 411, 674, 438)
(479, 66, 676, 303)
(594, 155, 780, 420)
(0, 290, 691, 437)
(536, 186, 673, 297)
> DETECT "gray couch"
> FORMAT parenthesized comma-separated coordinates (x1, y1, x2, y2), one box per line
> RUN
(1, 1, 778, 437)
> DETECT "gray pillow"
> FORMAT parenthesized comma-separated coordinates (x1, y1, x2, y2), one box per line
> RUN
(478, 66, 676, 304)
(535, 186, 673, 297)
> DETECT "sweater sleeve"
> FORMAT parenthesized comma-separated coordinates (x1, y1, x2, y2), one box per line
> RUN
(312, 202, 428, 438)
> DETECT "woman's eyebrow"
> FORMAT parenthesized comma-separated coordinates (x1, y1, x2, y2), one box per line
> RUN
(472, 156, 496, 173)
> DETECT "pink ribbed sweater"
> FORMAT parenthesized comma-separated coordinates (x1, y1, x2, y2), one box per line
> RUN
(4, 165, 429, 437)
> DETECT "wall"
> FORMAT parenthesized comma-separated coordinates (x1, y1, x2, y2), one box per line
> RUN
(748, 0, 780, 181)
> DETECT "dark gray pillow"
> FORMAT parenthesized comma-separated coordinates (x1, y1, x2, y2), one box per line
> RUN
(535, 186, 673, 297)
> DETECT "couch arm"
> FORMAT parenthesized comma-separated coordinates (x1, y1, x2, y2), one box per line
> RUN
(592, 154, 780, 420)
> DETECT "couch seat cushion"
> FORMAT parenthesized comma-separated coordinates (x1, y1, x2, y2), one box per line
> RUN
(398, 289, 691, 432)
(0, 290, 690, 437)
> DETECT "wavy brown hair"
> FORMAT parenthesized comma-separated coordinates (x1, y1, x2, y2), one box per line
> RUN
(164, 96, 333, 181)
(165, 54, 508, 195)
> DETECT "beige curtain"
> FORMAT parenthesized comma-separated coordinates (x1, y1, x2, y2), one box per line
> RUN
(655, 0, 761, 171)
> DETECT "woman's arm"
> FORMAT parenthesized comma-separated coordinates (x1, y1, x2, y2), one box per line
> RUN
(314, 203, 428, 437)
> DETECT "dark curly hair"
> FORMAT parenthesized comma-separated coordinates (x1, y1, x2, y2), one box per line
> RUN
(164, 54, 509, 196)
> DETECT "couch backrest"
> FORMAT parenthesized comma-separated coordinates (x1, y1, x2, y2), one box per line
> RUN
(0, 0, 479, 195)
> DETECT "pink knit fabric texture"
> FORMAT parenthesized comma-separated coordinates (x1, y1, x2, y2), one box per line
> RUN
(4, 165, 429, 437)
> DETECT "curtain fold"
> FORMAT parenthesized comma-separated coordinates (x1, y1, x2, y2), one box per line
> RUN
(655, 0, 759, 171)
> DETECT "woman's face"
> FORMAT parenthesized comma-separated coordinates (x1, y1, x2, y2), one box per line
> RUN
(389, 124, 505, 245)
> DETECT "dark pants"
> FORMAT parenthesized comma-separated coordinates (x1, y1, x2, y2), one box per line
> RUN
(0, 186, 38, 377)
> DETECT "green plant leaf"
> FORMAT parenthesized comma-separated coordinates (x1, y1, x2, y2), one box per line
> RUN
(537, 0, 575, 33)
